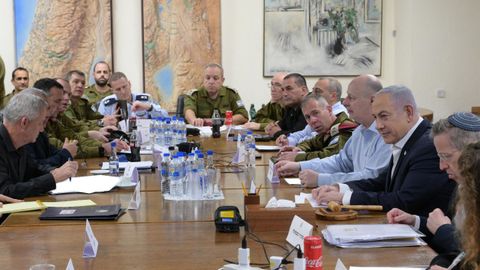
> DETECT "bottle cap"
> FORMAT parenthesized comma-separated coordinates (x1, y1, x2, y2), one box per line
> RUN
(173, 171, 180, 177)
(247, 131, 253, 135)
(198, 153, 204, 158)
(111, 141, 117, 148)
(163, 153, 170, 157)
(207, 150, 214, 155)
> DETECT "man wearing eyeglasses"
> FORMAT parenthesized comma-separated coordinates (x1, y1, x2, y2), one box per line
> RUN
(242, 72, 286, 130)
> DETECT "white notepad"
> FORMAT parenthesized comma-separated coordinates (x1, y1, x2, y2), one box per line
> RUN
(50, 175, 121, 194)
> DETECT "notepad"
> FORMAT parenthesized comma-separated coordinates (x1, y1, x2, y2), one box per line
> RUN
(50, 175, 121, 194)
(284, 178, 302, 185)
(101, 161, 153, 170)
(0, 200, 97, 214)
(255, 145, 280, 151)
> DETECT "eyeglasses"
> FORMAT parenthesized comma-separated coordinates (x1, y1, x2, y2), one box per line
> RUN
(437, 150, 459, 162)
(267, 82, 283, 89)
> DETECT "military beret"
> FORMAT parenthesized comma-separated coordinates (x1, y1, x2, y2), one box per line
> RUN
(447, 112, 480, 131)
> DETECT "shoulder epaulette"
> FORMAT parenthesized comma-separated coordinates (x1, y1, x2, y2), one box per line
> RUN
(225, 86, 239, 94)
(330, 123, 341, 137)
(103, 97, 117, 106)
(80, 96, 90, 102)
(135, 94, 150, 102)
(338, 121, 358, 131)
(185, 88, 198, 96)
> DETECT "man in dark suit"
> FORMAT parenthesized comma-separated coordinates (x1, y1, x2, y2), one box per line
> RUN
(312, 85, 456, 217)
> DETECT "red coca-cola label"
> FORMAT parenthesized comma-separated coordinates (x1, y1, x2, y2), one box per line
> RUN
(225, 110, 233, 125)
(304, 236, 323, 270)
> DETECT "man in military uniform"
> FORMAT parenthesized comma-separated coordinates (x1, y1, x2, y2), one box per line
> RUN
(0, 55, 5, 99)
(98, 72, 168, 122)
(64, 70, 117, 128)
(266, 73, 308, 139)
(0, 67, 30, 109)
(183, 63, 248, 126)
(277, 95, 356, 162)
(243, 72, 286, 130)
(84, 61, 112, 111)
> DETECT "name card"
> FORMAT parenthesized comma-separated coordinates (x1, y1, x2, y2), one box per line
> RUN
(123, 164, 139, 183)
(335, 259, 347, 270)
(128, 183, 141, 210)
(286, 215, 313, 252)
(267, 159, 279, 183)
(83, 219, 99, 258)
(66, 258, 75, 270)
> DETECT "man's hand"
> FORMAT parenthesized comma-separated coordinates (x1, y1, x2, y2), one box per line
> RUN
(131, 101, 152, 112)
(386, 208, 416, 226)
(103, 139, 129, 155)
(299, 169, 319, 187)
(99, 125, 117, 135)
(265, 122, 281, 136)
(88, 130, 109, 143)
(279, 146, 300, 153)
(275, 134, 289, 147)
(0, 194, 23, 205)
(192, 118, 205, 126)
(427, 208, 451, 234)
(62, 137, 78, 157)
(311, 185, 342, 204)
(277, 151, 298, 162)
(51, 160, 79, 183)
(243, 122, 261, 130)
(275, 160, 301, 176)
(102, 115, 117, 126)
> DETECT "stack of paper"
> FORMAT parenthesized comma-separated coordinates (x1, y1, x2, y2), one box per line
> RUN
(322, 224, 426, 248)
(0, 200, 97, 214)
(50, 175, 121, 195)
(101, 161, 153, 170)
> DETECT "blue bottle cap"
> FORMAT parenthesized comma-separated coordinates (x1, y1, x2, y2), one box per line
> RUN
(247, 131, 253, 135)
(163, 153, 170, 157)
(110, 141, 116, 148)
(207, 150, 214, 155)
(198, 153, 204, 158)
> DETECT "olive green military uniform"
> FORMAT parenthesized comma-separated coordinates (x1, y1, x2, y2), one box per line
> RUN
(46, 116, 104, 158)
(64, 97, 103, 128)
(253, 102, 284, 130)
(84, 84, 112, 112)
(294, 112, 357, 161)
(0, 89, 17, 110)
(57, 113, 93, 136)
(183, 86, 248, 119)
(0, 56, 5, 99)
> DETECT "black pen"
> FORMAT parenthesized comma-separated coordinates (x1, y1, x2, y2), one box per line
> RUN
(68, 157, 72, 182)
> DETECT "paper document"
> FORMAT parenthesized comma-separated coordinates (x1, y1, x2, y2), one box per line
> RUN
(50, 175, 120, 195)
(101, 161, 153, 170)
(43, 200, 96, 208)
(0, 201, 45, 214)
(285, 178, 302, 185)
(255, 145, 280, 151)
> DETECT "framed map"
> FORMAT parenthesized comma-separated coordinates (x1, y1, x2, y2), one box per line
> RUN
(142, 0, 221, 111)
(14, 0, 113, 86)
(264, 0, 382, 76)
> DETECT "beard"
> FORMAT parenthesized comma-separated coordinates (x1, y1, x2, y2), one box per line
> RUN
(95, 78, 109, 87)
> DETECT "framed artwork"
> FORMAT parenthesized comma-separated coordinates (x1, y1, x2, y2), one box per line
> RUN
(142, 0, 221, 111)
(264, 0, 382, 76)
(14, 0, 113, 86)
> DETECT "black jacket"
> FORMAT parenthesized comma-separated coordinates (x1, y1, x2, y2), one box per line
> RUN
(273, 105, 307, 139)
(25, 132, 72, 168)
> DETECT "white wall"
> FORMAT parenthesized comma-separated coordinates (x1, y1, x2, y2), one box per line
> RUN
(1, 0, 479, 120)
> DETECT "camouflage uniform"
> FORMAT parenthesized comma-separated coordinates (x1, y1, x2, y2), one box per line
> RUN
(64, 97, 103, 128)
(253, 102, 284, 130)
(84, 84, 112, 112)
(294, 112, 357, 161)
(46, 115, 104, 158)
(0, 89, 18, 110)
(183, 86, 248, 119)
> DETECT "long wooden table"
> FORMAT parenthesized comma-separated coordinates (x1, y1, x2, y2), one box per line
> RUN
(0, 135, 435, 269)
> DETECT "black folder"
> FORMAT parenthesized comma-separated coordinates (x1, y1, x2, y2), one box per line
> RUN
(39, 204, 125, 220)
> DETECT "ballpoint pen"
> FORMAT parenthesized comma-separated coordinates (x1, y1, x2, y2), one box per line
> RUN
(68, 157, 72, 182)
(447, 251, 465, 270)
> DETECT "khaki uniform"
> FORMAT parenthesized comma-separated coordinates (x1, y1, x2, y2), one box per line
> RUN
(0, 89, 17, 110)
(64, 97, 103, 128)
(84, 84, 112, 112)
(46, 115, 104, 158)
(253, 102, 284, 130)
(295, 112, 357, 161)
(183, 86, 248, 119)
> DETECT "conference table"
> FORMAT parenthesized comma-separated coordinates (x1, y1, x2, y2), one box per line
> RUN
(0, 134, 435, 269)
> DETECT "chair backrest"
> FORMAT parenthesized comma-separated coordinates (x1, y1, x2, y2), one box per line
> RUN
(176, 94, 186, 118)
(472, 106, 480, 116)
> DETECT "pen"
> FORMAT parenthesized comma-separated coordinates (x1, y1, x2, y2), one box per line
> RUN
(240, 182, 247, 196)
(256, 184, 262, 195)
(68, 158, 72, 182)
(447, 251, 465, 270)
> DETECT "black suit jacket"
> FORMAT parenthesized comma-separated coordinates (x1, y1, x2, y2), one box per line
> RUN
(25, 132, 72, 168)
(347, 120, 456, 216)
(273, 105, 307, 139)
(0, 125, 56, 199)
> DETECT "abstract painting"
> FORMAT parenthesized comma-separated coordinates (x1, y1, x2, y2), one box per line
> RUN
(142, 0, 221, 111)
(264, 0, 382, 76)
(14, 0, 113, 86)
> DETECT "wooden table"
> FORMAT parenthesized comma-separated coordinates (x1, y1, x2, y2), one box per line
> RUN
(0, 135, 436, 269)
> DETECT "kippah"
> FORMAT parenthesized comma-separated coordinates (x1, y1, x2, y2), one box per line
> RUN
(447, 112, 480, 131)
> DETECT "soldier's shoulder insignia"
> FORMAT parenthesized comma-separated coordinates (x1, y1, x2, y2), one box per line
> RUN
(338, 121, 358, 132)
(135, 94, 150, 102)
(225, 87, 239, 94)
(185, 88, 198, 96)
(80, 95, 90, 102)
(330, 123, 341, 137)
(103, 97, 117, 106)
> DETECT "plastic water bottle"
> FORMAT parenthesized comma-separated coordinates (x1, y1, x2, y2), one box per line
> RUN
(189, 169, 202, 199)
(164, 119, 172, 147)
(161, 153, 171, 194)
(178, 117, 187, 143)
(244, 131, 256, 167)
(185, 153, 196, 174)
(170, 171, 183, 198)
(109, 141, 119, 176)
(205, 150, 216, 198)
(156, 117, 165, 146)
